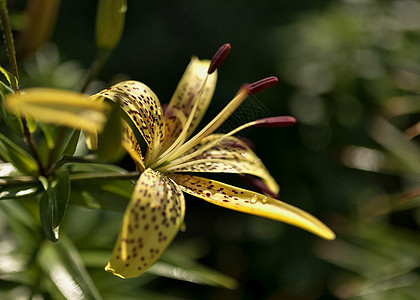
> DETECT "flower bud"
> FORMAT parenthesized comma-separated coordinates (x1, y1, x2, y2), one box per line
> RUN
(95, 0, 127, 50)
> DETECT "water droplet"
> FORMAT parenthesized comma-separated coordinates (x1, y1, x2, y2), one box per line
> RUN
(250, 195, 258, 204)
(261, 196, 268, 204)
(205, 162, 212, 166)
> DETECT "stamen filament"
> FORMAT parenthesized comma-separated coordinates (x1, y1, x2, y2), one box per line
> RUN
(160, 115, 294, 171)
(149, 75, 209, 167)
(151, 86, 250, 168)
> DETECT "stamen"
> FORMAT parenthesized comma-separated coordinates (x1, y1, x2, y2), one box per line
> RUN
(151, 85, 249, 169)
(249, 76, 278, 95)
(254, 116, 296, 127)
(161, 114, 295, 171)
(208, 43, 231, 74)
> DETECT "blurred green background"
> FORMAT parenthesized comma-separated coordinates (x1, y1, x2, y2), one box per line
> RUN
(5, 0, 420, 299)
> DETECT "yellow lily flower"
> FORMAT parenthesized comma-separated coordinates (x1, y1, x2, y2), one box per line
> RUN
(92, 44, 335, 278)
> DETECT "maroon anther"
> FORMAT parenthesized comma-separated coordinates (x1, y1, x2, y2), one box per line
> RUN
(248, 76, 278, 95)
(208, 43, 231, 74)
(254, 116, 296, 127)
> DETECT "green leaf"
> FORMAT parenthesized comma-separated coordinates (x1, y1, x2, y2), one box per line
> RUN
(52, 168, 70, 227)
(0, 84, 23, 136)
(156, 251, 238, 289)
(67, 164, 133, 211)
(38, 121, 55, 149)
(0, 65, 18, 89)
(62, 130, 81, 157)
(38, 169, 71, 242)
(0, 184, 39, 200)
(70, 177, 132, 211)
(97, 100, 124, 162)
(37, 236, 103, 300)
(39, 181, 58, 242)
(0, 133, 38, 175)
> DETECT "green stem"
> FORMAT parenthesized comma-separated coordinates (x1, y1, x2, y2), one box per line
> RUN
(70, 171, 139, 181)
(81, 49, 111, 92)
(52, 155, 97, 170)
(0, 0, 18, 83)
(0, 1, 46, 176)
(0, 170, 139, 186)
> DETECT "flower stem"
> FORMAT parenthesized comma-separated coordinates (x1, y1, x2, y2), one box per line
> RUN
(81, 49, 111, 92)
(69, 171, 139, 181)
(0, 0, 18, 82)
(0, 0, 46, 175)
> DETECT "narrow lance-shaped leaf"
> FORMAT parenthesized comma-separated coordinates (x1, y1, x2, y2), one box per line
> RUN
(53, 167, 70, 228)
(0, 133, 38, 175)
(0, 66, 18, 90)
(37, 236, 103, 300)
(0, 81, 23, 135)
(39, 176, 58, 242)
(169, 174, 335, 240)
(38, 169, 71, 242)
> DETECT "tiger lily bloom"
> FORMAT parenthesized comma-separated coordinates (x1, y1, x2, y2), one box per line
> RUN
(91, 44, 335, 278)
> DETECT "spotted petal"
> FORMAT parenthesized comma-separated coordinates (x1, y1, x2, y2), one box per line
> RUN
(163, 57, 217, 147)
(169, 174, 335, 240)
(105, 168, 185, 278)
(96, 81, 165, 161)
(166, 134, 279, 196)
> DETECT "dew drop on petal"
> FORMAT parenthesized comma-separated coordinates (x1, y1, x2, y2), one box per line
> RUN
(250, 194, 258, 204)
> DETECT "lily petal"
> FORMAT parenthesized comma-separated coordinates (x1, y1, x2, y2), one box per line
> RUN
(105, 168, 185, 278)
(169, 174, 335, 240)
(166, 134, 279, 196)
(5, 89, 108, 133)
(96, 81, 165, 162)
(164, 57, 217, 147)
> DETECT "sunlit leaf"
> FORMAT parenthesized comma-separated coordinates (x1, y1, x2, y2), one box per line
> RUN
(0, 66, 18, 90)
(0, 133, 38, 175)
(0, 184, 39, 200)
(369, 117, 420, 174)
(37, 236, 103, 300)
(153, 250, 238, 289)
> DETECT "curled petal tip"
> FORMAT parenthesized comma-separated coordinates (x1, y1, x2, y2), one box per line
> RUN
(249, 76, 278, 95)
(208, 43, 231, 74)
(254, 116, 296, 128)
